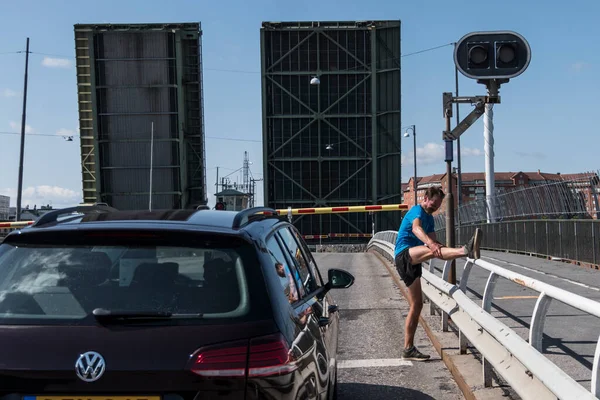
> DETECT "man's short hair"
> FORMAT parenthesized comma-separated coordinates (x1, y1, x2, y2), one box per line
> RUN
(425, 186, 445, 200)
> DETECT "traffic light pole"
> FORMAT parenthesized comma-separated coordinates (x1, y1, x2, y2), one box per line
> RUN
(444, 109, 456, 284)
(447, 31, 531, 286)
(442, 80, 504, 285)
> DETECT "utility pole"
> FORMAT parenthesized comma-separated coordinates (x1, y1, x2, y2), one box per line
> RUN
(455, 64, 462, 226)
(16, 38, 30, 222)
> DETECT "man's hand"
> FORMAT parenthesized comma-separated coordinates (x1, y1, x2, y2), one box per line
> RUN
(428, 241, 443, 258)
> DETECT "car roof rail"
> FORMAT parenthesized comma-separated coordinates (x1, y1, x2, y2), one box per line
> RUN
(31, 203, 118, 228)
(231, 207, 280, 230)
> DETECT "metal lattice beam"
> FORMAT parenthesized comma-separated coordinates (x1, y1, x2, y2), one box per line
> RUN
(321, 118, 370, 156)
(269, 119, 317, 156)
(377, 36, 401, 68)
(321, 31, 370, 69)
(335, 213, 365, 234)
(323, 161, 371, 200)
(269, 162, 318, 200)
(267, 75, 317, 114)
(267, 31, 316, 72)
(321, 74, 372, 115)
(261, 21, 402, 236)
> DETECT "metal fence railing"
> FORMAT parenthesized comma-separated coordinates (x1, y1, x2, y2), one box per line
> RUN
(435, 171, 600, 228)
(435, 219, 600, 267)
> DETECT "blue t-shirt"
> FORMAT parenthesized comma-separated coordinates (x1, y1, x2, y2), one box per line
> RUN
(394, 205, 435, 257)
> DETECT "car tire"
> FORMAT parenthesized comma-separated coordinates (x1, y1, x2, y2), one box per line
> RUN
(329, 367, 338, 400)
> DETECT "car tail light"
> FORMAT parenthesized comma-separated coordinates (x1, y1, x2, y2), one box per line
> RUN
(191, 340, 248, 377)
(248, 333, 298, 377)
(191, 333, 298, 378)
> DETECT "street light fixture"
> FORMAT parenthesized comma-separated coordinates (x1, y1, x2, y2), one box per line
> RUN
(310, 76, 320, 85)
(404, 125, 417, 206)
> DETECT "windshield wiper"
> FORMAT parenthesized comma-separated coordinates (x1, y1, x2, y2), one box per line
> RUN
(92, 308, 173, 321)
(92, 308, 203, 322)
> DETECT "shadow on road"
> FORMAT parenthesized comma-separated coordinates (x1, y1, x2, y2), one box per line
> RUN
(338, 382, 437, 399)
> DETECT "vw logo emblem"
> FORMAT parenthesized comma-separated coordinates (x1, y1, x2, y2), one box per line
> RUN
(75, 351, 106, 382)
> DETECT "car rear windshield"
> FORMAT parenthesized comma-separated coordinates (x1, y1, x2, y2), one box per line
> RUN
(0, 230, 267, 325)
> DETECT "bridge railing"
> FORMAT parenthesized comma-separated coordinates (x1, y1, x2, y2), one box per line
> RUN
(435, 219, 600, 268)
(434, 171, 600, 227)
(368, 230, 600, 400)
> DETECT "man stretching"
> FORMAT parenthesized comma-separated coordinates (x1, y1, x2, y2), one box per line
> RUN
(395, 186, 482, 361)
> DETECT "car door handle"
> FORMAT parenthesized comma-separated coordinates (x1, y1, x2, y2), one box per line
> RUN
(328, 305, 339, 314)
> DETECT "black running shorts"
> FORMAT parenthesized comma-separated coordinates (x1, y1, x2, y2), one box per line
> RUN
(394, 248, 422, 287)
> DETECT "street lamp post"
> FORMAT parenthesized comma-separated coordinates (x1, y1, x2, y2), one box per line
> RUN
(404, 125, 417, 206)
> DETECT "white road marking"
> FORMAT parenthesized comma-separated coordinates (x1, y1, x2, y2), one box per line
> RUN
(338, 358, 413, 368)
(482, 256, 600, 292)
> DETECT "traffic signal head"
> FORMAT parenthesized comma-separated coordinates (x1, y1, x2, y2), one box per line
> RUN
(455, 31, 531, 80)
(215, 202, 226, 210)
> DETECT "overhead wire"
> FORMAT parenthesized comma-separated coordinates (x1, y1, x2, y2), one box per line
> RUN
(0, 42, 454, 145)
(1, 42, 454, 75)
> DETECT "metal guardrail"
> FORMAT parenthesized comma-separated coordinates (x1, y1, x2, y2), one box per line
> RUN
(435, 220, 600, 268)
(368, 231, 600, 400)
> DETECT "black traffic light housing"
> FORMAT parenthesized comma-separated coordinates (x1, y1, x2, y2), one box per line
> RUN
(455, 31, 531, 81)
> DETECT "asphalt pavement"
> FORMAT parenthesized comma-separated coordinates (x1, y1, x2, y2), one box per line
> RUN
(314, 252, 465, 400)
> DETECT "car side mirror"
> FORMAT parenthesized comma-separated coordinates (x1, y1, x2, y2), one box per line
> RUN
(327, 269, 355, 289)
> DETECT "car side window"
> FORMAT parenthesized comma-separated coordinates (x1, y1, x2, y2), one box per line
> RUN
(289, 226, 324, 287)
(265, 236, 303, 303)
(278, 227, 319, 295)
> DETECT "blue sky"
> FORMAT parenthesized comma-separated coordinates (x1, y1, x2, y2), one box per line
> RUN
(0, 0, 597, 209)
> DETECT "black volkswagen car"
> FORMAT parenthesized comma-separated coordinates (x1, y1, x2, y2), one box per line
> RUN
(0, 205, 354, 399)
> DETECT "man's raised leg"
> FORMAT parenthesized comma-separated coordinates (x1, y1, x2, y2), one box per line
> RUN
(408, 228, 483, 265)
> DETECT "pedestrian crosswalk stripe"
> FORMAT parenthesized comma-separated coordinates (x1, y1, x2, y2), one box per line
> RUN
(338, 358, 413, 368)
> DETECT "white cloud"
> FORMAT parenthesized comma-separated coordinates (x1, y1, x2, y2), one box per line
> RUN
(9, 121, 34, 134)
(41, 57, 72, 68)
(414, 143, 446, 165)
(571, 62, 590, 72)
(403, 142, 483, 166)
(460, 147, 483, 157)
(2, 89, 18, 98)
(1, 185, 81, 209)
